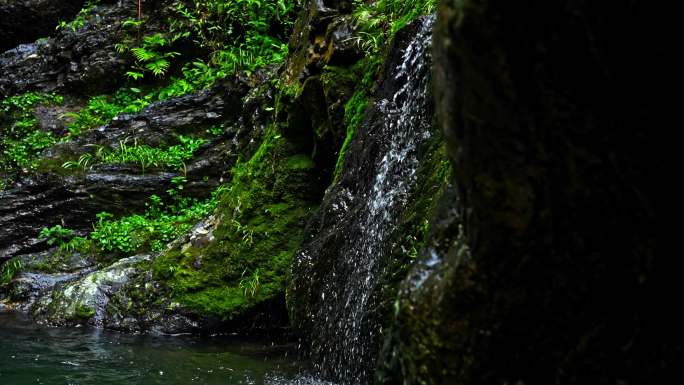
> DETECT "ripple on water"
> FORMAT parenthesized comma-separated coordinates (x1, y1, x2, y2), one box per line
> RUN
(0, 311, 327, 385)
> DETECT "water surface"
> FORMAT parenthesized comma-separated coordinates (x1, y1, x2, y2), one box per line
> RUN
(0, 311, 310, 385)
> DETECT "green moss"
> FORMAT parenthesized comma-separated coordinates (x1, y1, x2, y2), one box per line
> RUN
(331, 57, 382, 181)
(0, 92, 64, 187)
(285, 154, 316, 170)
(73, 304, 96, 319)
(152, 125, 320, 319)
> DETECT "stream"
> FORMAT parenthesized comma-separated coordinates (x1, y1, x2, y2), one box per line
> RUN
(0, 311, 321, 385)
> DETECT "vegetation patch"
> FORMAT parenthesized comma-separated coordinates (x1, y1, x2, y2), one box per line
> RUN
(152, 126, 320, 319)
(56, 0, 100, 32)
(62, 135, 206, 173)
(0, 259, 23, 286)
(38, 177, 222, 262)
(63, 88, 155, 137)
(0, 92, 64, 187)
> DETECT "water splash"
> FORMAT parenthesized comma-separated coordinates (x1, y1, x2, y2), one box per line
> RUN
(303, 15, 437, 384)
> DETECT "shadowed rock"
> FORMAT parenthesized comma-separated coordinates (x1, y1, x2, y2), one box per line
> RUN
(0, 0, 86, 52)
(378, 1, 669, 384)
(0, 0, 160, 99)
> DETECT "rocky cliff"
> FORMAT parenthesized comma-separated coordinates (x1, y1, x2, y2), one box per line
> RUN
(0, 0, 669, 384)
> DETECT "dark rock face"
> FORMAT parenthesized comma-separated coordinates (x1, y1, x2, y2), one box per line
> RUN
(379, 1, 669, 384)
(0, 0, 86, 52)
(0, 1, 142, 98)
(289, 16, 445, 384)
(0, 80, 250, 263)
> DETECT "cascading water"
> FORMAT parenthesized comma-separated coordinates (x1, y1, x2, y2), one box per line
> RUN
(292, 15, 437, 384)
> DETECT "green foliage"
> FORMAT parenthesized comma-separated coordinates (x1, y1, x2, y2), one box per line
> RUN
(351, 0, 436, 54)
(0, 93, 63, 114)
(64, 88, 153, 137)
(117, 33, 181, 79)
(90, 182, 224, 257)
(61, 153, 95, 172)
(164, 0, 300, 86)
(39, 225, 76, 246)
(35, 182, 223, 261)
(0, 259, 23, 285)
(56, 1, 99, 32)
(104, 0, 300, 100)
(62, 135, 206, 173)
(38, 225, 90, 254)
(151, 125, 320, 319)
(1, 92, 63, 185)
(239, 268, 262, 297)
(74, 304, 96, 319)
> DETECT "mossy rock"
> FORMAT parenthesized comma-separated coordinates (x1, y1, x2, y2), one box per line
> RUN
(151, 125, 323, 322)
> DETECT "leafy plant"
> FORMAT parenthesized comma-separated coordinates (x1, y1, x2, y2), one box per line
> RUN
(117, 31, 181, 79)
(63, 135, 206, 173)
(64, 88, 153, 137)
(0, 259, 23, 285)
(56, 1, 100, 32)
(239, 268, 262, 297)
(1, 92, 63, 185)
(39, 225, 76, 246)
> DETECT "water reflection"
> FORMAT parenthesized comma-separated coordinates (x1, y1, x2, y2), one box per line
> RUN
(0, 311, 312, 385)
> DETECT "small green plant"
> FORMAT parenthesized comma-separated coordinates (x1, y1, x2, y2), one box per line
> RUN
(117, 33, 181, 79)
(63, 136, 206, 173)
(1, 92, 63, 183)
(39, 225, 76, 246)
(0, 259, 23, 285)
(56, 1, 99, 32)
(239, 268, 262, 297)
(61, 153, 94, 172)
(60, 236, 90, 254)
(73, 304, 96, 319)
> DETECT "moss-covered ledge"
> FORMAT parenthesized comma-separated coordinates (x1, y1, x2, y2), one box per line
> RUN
(149, 123, 323, 325)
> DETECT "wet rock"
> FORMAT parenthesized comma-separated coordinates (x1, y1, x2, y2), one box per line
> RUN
(5, 268, 96, 311)
(289, 17, 440, 384)
(379, 1, 668, 384)
(0, 1, 153, 98)
(0, 80, 250, 263)
(285, 0, 361, 82)
(16, 249, 95, 273)
(32, 253, 152, 327)
(0, 0, 86, 52)
(33, 102, 81, 135)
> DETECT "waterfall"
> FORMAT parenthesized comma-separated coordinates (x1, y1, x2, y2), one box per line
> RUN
(296, 15, 437, 384)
